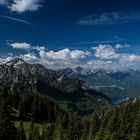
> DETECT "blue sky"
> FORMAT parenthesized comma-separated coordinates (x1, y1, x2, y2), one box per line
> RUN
(0, 0, 140, 70)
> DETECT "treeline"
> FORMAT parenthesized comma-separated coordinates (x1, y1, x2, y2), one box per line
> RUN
(0, 88, 140, 140)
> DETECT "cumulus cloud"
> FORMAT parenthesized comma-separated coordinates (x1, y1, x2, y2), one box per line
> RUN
(94, 44, 116, 59)
(115, 44, 130, 49)
(38, 48, 90, 69)
(77, 12, 140, 25)
(9, 42, 45, 51)
(93, 44, 140, 62)
(0, 53, 14, 64)
(120, 54, 140, 62)
(0, 57, 13, 64)
(20, 53, 38, 62)
(8, 42, 90, 69)
(39, 48, 90, 61)
(9, 42, 31, 49)
(9, 0, 42, 13)
(3, 42, 140, 70)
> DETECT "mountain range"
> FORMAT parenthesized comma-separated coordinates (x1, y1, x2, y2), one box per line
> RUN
(0, 58, 111, 115)
(2, 58, 139, 112)
(60, 66, 140, 104)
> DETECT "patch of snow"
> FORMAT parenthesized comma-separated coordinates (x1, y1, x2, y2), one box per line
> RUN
(57, 76, 64, 82)
(6, 62, 13, 66)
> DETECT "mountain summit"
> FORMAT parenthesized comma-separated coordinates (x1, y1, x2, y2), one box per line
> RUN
(6, 58, 25, 65)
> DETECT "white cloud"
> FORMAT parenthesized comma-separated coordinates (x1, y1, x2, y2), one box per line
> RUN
(9, 42, 45, 51)
(94, 44, 116, 59)
(93, 44, 140, 63)
(87, 60, 113, 70)
(71, 49, 90, 59)
(77, 12, 140, 25)
(9, 0, 42, 13)
(0, 53, 38, 65)
(9, 42, 31, 49)
(32, 46, 45, 51)
(120, 54, 140, 62)
(39, 48, 90, 61)
(8, 43, 90, 69)
(4, 42, 140, 70)
(38, 48, 90, 69)
(115, 44, 130, 49)
(0, 57, 13, 64)
(20, 53, 38, 62)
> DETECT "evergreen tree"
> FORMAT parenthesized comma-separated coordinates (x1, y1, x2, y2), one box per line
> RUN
(110, 132, 118, 140)
(80, 120, 90, 140)
(28, 120, 35, 140)
(17, 121, 26, 140)
(19, 100, 25, 120)
(53, 115, 65, 140)
(102, 129, 111, 140)
(107, 108, 119, 133)
(41, 124, 54, 140)
(129, 109, 140, 140)
(88, 112, 99, 140)
(31, 94, 39, 120)
(0, 90, 17, 140)
(32, 126, 40, 140)
(94, 128, 103, 140)
(12, 92, 20, 109)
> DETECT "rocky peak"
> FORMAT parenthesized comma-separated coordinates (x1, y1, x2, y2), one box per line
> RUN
(6, 58, 25, 66)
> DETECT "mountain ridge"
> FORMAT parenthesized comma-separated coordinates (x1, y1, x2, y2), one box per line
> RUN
(0, 58, 111, 114)
(60, 66, 140, 103)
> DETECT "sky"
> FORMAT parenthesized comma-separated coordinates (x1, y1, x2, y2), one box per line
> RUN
(0, 0, 140, 70)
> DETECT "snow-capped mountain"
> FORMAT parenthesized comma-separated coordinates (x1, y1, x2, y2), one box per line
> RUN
(61, 66, 140, 87)
(61, 66, 140, 103)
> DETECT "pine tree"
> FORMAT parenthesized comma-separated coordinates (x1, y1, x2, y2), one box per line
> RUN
(129, 109, 140, 140)
(94, 128, 103, 140)
(80, 120, 90, 140)
(107, 108, 119, 133)
(17, 121, 26, 140)
(41, 124, 54, 140)
(0, 90, 17, 140)
(88, 112, 99, 140)
(53, 119, 65, 140)
(28, 120, 35, 140)
(19, 99, 25, 120)
(110, 132, 118, 140)
(32, 126, 40, 140)
(102, 129, 111, 140)
(12, 92, 20, 109)
(31, 94, 39, 120)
